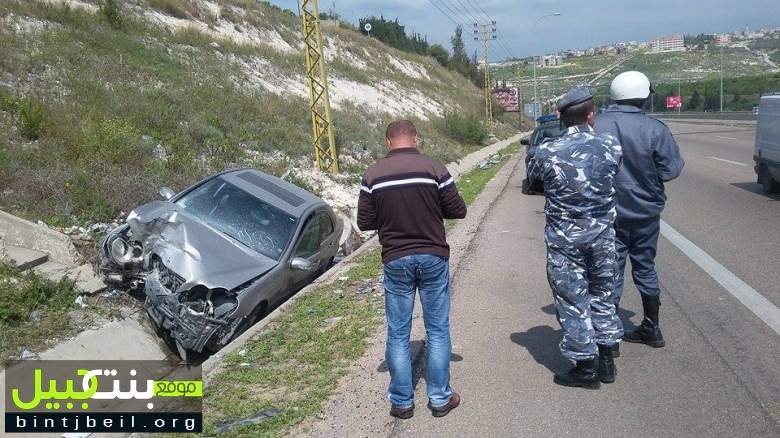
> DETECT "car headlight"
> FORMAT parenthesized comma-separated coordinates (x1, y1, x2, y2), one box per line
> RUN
(109, 235, 133, 264)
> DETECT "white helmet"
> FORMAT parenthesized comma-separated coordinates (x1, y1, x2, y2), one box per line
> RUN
(610, 71, 651, 101)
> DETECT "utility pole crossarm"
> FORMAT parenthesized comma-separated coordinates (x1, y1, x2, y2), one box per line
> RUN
(301, 0, 339, 173)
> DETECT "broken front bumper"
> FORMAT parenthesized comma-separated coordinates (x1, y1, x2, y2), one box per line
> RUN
(144, 272, 233, 354)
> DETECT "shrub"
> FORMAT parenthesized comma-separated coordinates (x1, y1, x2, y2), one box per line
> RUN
(99, 0, 124, 29)
(80, 118, 143, 164)
(442, 112, 488, 144)
(0, 146, 9, 185)
(17, 98, 46, 140)
(0, 261, 79, 327)
(147, 0, 196, 19)
(66, 170, 116, 222)
(0, 89, 18, 112)
(429, 44, 449, 68)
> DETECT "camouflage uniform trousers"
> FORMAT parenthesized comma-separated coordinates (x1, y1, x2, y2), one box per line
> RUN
(545, 226, 624, 361)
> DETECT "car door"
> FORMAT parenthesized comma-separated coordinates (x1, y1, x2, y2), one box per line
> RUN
(318, 210, 339, 262)
(287, 213, 322, 292)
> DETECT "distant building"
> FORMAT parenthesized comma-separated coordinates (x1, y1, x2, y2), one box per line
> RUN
(538, 54, 562, 67)
(717, 34, 732, 45)
(651, 35, 685, 52)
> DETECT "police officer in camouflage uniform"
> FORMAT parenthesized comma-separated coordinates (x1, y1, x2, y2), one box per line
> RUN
(527, 85, 624, 388)
(596, 71, 684, 351)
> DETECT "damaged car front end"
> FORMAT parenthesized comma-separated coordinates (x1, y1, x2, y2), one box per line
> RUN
(144, 267, 240, 357)
(98, 169, 342, 359)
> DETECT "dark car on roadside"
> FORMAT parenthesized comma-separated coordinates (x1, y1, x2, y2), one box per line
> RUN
(521, 115, 566, 194)
(98, 169, 343, 359)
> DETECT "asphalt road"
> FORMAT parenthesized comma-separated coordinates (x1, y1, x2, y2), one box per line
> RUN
(396, 121, 780, 437)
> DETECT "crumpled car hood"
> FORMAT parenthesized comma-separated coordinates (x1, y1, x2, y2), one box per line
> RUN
(127, 201, 278, 291)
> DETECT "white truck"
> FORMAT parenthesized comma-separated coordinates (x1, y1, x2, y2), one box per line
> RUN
(755, 93, 780, 193)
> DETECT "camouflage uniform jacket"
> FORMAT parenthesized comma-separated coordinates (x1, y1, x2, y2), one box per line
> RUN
(527, 124, 623, 243)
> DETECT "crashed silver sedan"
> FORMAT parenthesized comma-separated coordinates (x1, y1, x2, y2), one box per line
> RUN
(98, 169, 343, 358)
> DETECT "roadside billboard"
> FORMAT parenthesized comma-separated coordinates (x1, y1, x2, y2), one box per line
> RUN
(666, 95, 682, 108)
(493, 87, 519, 112)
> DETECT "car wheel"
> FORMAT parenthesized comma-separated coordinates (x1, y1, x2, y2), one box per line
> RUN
(319, 256, 335, 275)
(229, 301, 268, 342)
(759, 165, 780, 193)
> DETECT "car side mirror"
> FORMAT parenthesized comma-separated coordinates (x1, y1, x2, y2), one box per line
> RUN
(520, 138, 530, 146)
(159, 187, 176, 200)
(290, 257, 317, 272)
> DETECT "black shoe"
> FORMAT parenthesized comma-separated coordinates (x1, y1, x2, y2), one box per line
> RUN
(553, 359, 600, 389)
(597, 344, 617, 384)
(624, 295, 665, 348)
(612, 343, 621, 358)
(428, 392, 460, 417)
(390, 404, 414, 419)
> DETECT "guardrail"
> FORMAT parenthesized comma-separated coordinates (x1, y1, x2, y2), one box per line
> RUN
(651, 111, 756, 121)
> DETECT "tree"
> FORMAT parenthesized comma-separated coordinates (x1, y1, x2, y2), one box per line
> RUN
(450, 25, 469, 76)
(703, 92, 719, 111)
(429, 44, 449, 67)
(686, 89, 702, 111)
(469, 50, 482, 88)
(358, 16, 429, 55)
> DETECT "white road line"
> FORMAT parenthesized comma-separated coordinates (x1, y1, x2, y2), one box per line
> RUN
(715, 135, 738, 140)
(660, 220, 780, 336)
(707, 156, 748, 167)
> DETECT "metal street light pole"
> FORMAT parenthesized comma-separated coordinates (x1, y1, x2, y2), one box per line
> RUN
(673, 54, 681, 113)
(720, 45, 724, 112)
(532, 12, 561, 122)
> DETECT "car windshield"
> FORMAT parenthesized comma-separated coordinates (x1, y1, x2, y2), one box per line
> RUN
(175, 177, 298, 261)
(532, 123, 566, 146)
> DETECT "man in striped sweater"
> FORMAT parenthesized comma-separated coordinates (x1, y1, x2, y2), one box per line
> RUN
(358, 120, 467, 419)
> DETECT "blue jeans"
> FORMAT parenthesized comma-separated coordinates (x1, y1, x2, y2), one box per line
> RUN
(383, 254, 453, 408)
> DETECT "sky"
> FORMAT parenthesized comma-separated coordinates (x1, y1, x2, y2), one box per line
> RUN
(268, 0, 780, 60)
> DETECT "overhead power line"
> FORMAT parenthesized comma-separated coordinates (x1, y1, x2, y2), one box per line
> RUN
(427, 0, 513, 65)
(425, 0, 461, 26)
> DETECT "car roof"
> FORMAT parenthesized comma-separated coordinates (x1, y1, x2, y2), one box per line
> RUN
(219, 169, 327, 216)
(535, 114, 559, 124)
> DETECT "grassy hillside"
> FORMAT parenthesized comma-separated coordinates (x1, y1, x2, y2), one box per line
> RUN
(493, 54, 621, 83)
(0, 0, 505, 226)
(493, 47, 777, 112)
(615, 48, 771, 82)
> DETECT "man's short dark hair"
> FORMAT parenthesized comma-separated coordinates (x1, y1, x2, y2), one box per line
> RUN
(560, 99, 595, 127)
(615, 98, 647, 109)
(386, 120, 417, 140)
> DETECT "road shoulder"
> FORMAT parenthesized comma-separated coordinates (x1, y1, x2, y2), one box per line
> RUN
(292, 142, 526, 437)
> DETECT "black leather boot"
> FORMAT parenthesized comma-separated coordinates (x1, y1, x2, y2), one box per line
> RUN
(624, 295, 665, 348)
(553, 359, 600, 389)
(597, 344, 617, 383)
(612, 343, 620, 358)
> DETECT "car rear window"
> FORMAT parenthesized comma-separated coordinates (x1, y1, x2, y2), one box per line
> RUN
(532, 123, 566, 146)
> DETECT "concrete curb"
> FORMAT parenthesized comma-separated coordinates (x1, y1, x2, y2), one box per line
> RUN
(202, 133, 527, 378)
(202, 236, 380, 377)
(0, 210, 81, 265)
